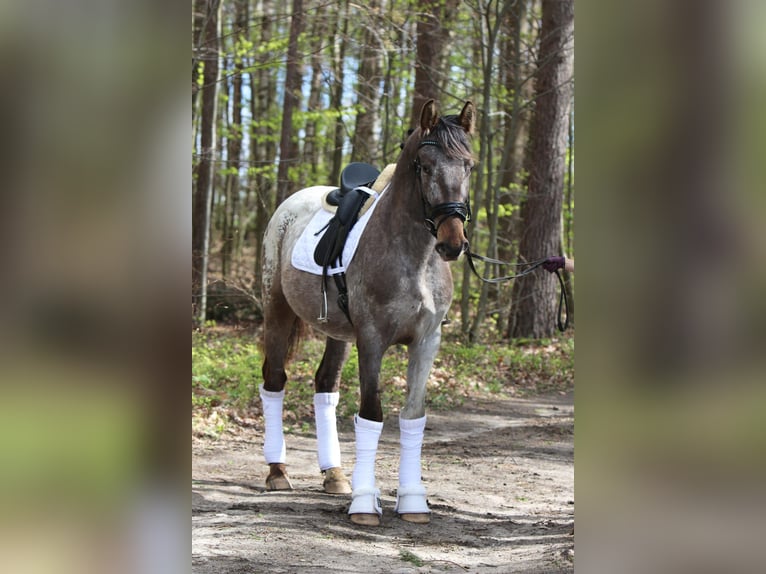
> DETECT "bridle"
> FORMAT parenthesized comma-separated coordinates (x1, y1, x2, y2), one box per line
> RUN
(412, 137, 570, 332)
(413, 139, 472, 238)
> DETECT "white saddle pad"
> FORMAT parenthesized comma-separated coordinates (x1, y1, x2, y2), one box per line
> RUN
(291, 184, 388, 276)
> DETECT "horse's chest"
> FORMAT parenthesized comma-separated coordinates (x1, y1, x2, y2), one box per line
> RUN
(390, 274, 451, 331)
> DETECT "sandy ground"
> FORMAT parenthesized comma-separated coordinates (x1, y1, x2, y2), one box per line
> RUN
(192, 392, 574, 573)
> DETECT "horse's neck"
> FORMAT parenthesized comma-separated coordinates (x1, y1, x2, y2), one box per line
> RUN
(375, 171, 435, 265)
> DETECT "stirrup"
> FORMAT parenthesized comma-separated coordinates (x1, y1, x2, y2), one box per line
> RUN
(317, 284, 329, 323)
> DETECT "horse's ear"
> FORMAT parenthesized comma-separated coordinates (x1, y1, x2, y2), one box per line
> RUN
(459, 101, 475, 135)
(420, 99, 439, 134)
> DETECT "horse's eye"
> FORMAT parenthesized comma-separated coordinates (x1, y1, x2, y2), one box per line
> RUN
(422, 165, 432, 176)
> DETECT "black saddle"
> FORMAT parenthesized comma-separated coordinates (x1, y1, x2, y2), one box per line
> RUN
(324, 162, 380, 207)
(313, 162, 380, 323)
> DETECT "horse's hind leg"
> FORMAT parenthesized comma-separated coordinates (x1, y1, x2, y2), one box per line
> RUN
(395, 329, 441, 524)
(314, 337, 352, 494)
(260, 290, 302, 491)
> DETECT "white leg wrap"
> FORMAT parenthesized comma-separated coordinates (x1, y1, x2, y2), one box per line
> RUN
(398, 415, 426, 488)
(349, 415, 384, 517)
(314, 392, 341, 471)
(259, 384, 286, 464)
(396, 415, 429, 515)
(395, 484, 430, 514)
(347, 486, 382, 517)
(350, 414, 383, 491)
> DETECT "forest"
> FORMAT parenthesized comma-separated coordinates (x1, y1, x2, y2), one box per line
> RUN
(192, 0, 574, 342)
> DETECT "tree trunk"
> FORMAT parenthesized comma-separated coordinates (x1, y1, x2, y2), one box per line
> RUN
(330, 0, 350, 185)
(251, 0, 277, 289)
(462, 0, 515, 340)
(221, 0, 248, 278)
(508, 0, 573, 339)
(496, 0, 535, 330)
(351, 1, 383, 163)
(191, 0, 208, 132)
(192, 0, 221, 325)
(409, 0, 461, 128)
(304, 10, 328, 181)
(276, 0, 305, 205)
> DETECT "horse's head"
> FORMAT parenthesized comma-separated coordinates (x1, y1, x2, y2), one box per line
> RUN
(411, 100, 476, 261)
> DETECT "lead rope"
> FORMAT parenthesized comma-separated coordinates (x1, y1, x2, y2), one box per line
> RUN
(464, 249, 570, 332)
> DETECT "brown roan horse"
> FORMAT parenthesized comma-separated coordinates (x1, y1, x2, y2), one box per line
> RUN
(260, 100, 475, 526)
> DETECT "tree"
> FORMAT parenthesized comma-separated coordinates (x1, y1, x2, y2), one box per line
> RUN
(275, 0, 305, 205)
(189, 0, 574, 336)
(463, 0, 516, 341)
(508, 0, 574, 338)
(329, 0, 351, 185)
(351, 0, 384, 163)
(192, 0, 221, 326)
(409, 0, 461, 128)
(220, 0, 249, 278)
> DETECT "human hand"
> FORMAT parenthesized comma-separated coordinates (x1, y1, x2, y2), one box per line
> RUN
(542, 256, 565, 272)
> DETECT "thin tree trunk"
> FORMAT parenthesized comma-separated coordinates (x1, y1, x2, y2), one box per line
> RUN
(221, 0, 247, 278)
(330, 0, 350, 185)
(464, 0, 514, 340)
(192, 0, 208, 133)
(304, 10, 328, 181)
(192, 0, 221, 326)
(508, 0, 574, 339)
(497, 0, 534, 331)
(351, 1, 383, 163)
(251, 0, 277, 289)
(276, 0, 305, 205)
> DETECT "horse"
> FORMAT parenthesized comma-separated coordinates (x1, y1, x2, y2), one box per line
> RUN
(259, 99, 475, 526)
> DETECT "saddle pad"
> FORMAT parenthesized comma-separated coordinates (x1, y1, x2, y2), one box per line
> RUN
(291, 183, 388, 276)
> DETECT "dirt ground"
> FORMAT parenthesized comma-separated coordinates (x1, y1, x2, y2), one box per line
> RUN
(192, 392, 574, 573)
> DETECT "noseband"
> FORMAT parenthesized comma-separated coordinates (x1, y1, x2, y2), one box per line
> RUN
(414, 139, 472, 238)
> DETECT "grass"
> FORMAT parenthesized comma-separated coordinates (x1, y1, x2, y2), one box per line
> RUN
(398, 549, 424, 567)
(192, 323, 574, 436)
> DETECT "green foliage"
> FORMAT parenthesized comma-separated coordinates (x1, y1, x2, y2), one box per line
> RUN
(191, 326, 574, 437)
(399, 550, 424, 567)
(192, 328, 262, 410)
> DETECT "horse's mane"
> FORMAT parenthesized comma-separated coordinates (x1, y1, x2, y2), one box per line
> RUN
(402, 114, 474, 163)
(425, 115, 474, 160)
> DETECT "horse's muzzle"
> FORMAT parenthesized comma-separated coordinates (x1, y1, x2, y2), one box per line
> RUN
(435, 240, 468, 261)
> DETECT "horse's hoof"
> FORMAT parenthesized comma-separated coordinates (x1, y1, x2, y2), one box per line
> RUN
(399, 512, 431, 524)
(265, 463, 293, 491)
(322, 467, 351, 494)
(349, 513, 381, 526)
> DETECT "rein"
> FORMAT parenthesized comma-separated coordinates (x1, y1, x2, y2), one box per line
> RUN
(464, 250, 570, 332)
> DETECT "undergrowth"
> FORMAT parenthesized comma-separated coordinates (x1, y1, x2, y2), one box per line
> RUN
(192, 322, 573, 438)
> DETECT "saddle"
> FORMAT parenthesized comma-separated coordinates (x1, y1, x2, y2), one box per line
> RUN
(313, 162, 381, 323)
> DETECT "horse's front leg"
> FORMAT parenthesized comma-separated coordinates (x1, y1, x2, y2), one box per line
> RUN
(396, 328, 441, 524)
(348, 339, 385, 526)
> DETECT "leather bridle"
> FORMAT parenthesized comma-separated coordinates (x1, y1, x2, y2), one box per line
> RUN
(413, 139, 472, 238)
